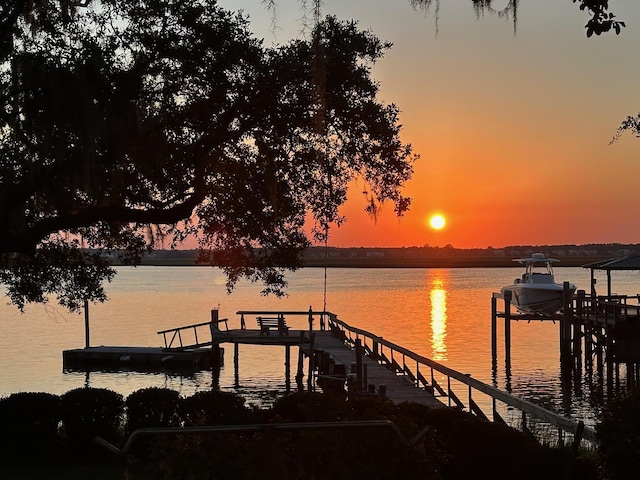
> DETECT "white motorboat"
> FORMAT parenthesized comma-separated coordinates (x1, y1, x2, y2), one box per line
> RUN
(500, 253, 576, 316)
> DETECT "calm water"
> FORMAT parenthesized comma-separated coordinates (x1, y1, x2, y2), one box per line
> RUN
(1, 265, 638, 425)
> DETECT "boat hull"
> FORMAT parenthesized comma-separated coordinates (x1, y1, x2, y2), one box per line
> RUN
(501, 283, 576, 316)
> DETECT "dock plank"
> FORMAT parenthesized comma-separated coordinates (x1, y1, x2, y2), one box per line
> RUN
(308, 333, 445, 408)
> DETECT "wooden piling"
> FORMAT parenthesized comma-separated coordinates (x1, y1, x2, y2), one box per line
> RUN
(560, 282, 573, 364)
(285, 345, 291, 392)
(84, 299, 90, 349)
(234, 342, 239, 386)
(504, 290, 512, 366)
(307, 332, 315, 391)
(296, 331, 305, 390)
(378, 384, 386, 398)
(356, 339, 363, 390)
(491, 294, 497, 363)
(584, 321, 593, 375)
(573, 290, 584, 361)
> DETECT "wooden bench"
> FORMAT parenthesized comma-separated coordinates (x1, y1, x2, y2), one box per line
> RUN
(257, 315, 289, 335)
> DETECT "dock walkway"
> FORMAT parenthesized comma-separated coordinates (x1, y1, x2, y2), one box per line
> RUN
(309, 332, 444, 408)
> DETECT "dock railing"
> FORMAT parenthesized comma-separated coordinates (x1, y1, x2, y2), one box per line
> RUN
(324, 312, 596, 448)
(157, 317, 229, 350)
(573, 291, 640, 324)
(236, 308, 326, 331)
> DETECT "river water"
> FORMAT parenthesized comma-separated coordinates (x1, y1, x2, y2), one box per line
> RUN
(1, 265, 638, 427)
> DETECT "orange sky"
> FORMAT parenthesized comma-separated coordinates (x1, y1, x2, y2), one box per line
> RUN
(220, 0, 640, 249)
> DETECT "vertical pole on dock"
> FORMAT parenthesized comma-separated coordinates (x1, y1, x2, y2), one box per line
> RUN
(491, 294, 497, 364)
(234, 342, 239, 387)
(596, 326, 604, 371)
(84, 299, 90, 349)
(606, 324, 614, 393)
(355, 339, 363, 390)
(560, 282, 573, 384)
(503, 290, 512, 367)
(307, 332, 315, 392)
(561, 282, 572, 357)
(285, 345, 291, 393)
(211, 309, 223, 373)
(574, 290, 584, 365)
(585, 321, 593, 377)
(210, 309, 219, 343)
(296, 331, 305, 391)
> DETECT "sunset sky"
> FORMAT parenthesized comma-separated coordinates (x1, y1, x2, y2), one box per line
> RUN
(219, 0, 640, 249)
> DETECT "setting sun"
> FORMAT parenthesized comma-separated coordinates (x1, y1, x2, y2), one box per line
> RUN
(428, 214, 446, 230)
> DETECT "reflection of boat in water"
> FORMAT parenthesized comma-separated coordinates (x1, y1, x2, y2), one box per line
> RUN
(501, 253, 576, 316)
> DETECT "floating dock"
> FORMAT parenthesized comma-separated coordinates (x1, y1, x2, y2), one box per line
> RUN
(63, 345, 216, 372)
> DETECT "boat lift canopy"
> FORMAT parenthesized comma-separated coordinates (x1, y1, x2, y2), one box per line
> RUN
(582, 255, 640, 297)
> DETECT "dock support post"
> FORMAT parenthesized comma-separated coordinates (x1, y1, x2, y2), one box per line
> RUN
(285, 345, 291, 393)
(234, 342, 239, 387)
(596, 326, 604, 371)
(584, 322, 593, 376)
(363, 363, 368, 389)
(296, 332, 305, 391)
(491, 294, 497, 365)
(210, 309, 219, 345)
(606, 324, 614, 393)
(307, 332, 315, 392)
(84, 299, 90, 349)
(560, 282, 573, 359)
(574, 290, 585, 364)
(372, 339, 380, 361)
(504, 290, 512, 367)
(356, 339, 363, 390)
(560, 282, 574, 383)
(378, 384, 386, 399)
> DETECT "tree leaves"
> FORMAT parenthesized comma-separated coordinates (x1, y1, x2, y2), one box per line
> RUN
(0, 2, 416, 309)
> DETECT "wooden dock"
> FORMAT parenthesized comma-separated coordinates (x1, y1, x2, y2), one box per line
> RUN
(62, 308, 595, 447)
(491, 287, 640, 391)
(62, 329, 441, 407)
(308, 332, 444, 408)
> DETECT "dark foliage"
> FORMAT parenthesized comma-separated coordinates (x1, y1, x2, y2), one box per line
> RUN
(181, 390, 254, 426)
(125, 387, 182, 433)
(0, 392, 62, 461)
(0, 0, 416, 311)
(0, 387, 606, 479)
(60, 387, 124, 449)
(596, 386, 640, 480)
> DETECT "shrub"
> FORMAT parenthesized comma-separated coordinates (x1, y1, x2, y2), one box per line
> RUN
(0, 392, 61, 461)
(181, 390, 252, 426)
(271, 391, 349, 422)
(126, 387, 182, 433)
(60, 387, 124, 449)
(597, 386, 640, 480)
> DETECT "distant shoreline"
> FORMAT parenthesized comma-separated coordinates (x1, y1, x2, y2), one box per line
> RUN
(299, 256, 605, 269)
(129, 245, 637, 268)
(137, 255, 609, 269)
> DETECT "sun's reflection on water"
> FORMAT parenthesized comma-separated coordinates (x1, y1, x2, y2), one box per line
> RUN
(429, 275, 448, 361)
